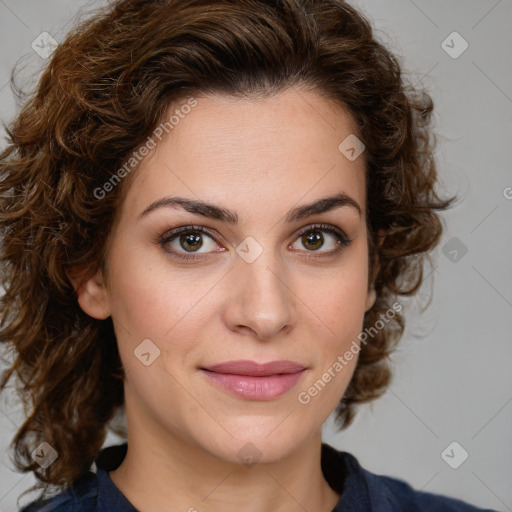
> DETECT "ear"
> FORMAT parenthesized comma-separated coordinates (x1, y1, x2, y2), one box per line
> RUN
(365, 229, 387, 312)
(365, 287, 377, 313)
(66, 264, 111, 320)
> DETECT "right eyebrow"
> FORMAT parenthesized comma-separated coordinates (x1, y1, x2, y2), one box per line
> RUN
(138, 192, 362, 223)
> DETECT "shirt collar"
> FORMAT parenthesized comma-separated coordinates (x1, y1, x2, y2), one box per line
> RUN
(95, 444, 138, 512)
(93, 442, 372, 512)
(321, 443, 373, 511)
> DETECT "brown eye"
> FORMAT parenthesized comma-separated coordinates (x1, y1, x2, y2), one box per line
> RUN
(301, 230, 324, 251)
(159, 226, 222, 261)
(290, 224, 352, 257)
(178, 232, 204, 252)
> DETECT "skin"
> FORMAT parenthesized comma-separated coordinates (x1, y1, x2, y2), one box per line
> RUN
(73, 88, 381, 512)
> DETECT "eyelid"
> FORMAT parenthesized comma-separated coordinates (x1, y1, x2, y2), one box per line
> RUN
(157, 225, 224, 260)
(289, 223, 353, 258)
(161, 224, 218, 239)
(294, 223, 350, 242)
(160, 223, 349, 242)
(157, 222, 352, 260)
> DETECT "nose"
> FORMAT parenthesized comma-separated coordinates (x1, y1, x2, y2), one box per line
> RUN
(222, 250, 296, 340)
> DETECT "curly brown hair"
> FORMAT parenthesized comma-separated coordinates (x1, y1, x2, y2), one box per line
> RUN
(0, 0, 455, 500)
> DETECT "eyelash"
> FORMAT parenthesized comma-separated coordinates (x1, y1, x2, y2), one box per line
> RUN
(157, 223, 353, 262)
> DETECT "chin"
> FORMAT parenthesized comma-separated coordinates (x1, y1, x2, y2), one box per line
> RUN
(196, 422, 312, 466)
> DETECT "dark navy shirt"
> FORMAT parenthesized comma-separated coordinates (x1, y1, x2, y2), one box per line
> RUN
(19, 443, 498, 511)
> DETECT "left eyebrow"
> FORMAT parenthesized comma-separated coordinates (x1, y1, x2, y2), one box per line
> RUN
(285, 193, 362, 222)
(138, 192, 362, 223)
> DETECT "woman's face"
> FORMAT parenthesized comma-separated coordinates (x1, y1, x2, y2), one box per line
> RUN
(77, 88, 376, 464)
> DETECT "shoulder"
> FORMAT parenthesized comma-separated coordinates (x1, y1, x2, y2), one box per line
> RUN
(18, 443, 132, 512)
(18, 472, 98, 512)
(322, 444, 498, 512)
(357, 458, 497, 512)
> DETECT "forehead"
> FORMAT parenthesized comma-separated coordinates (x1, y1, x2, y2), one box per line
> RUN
(120, 88, 366, 223)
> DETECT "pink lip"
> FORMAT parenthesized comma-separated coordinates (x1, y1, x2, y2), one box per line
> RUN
(200, 360, 307, 401)
(203, 360, 306, 376)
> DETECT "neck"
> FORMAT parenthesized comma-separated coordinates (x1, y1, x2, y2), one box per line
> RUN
(109, 423, 340, 512)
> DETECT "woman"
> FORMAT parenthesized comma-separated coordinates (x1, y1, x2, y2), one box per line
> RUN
(0, 0, 498, 511)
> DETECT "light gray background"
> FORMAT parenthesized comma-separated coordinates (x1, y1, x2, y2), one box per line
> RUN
(0, 1, 511, 511)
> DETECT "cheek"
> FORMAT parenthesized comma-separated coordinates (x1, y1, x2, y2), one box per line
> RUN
(299, 244, 369, 393)
(106, 241, 210, 337)
(299, 268, 367, 407)
(104, 246, 227, 389)
(308, 242, 369, 329)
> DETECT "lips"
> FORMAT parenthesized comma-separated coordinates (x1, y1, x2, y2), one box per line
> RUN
(201, 360, 306, 376)
(200, 360, 307, 401)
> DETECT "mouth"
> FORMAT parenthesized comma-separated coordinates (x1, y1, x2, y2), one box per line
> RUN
(199, 360, 307, 401)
